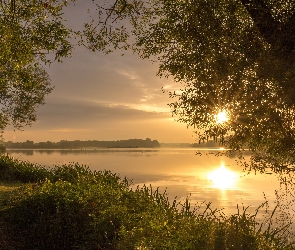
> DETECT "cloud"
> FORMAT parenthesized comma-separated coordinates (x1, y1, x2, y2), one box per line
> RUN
(34, 97, 169, 129)
(3, 2, 195, 143)
(46, 50, 172, 106)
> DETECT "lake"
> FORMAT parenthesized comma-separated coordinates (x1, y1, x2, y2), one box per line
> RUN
(6, 148, 294, 228)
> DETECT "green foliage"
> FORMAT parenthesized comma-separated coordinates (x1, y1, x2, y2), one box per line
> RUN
(0, 0, 74, 130)
(84, 0, 295, 173)
(0, 156, 293, 249)
(0, 154, 51, 183)
(0, 144, 6, 153)
(4, 0, 295, 173)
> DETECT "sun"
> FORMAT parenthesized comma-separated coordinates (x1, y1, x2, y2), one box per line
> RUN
(215, 110, 229, 124)
(208, 164, 237, 189)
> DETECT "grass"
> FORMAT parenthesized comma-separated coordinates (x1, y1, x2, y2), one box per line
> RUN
(0, 181, 21, 208)
(0, 154, 294, 249)
(0, 180, 23, 250)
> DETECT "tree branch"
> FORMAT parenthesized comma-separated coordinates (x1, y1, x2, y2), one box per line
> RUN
(240, 0, 280, 47)
(279, 12, 295, 54)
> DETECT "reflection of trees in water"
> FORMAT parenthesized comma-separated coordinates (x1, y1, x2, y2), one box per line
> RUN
(8, 150, 34, 156)
(37, 150, 54, 155)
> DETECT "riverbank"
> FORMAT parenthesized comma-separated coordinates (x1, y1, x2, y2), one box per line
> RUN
(0, 155, 294, 249)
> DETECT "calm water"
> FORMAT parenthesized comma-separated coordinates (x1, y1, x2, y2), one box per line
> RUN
(7, 148, 292, 219)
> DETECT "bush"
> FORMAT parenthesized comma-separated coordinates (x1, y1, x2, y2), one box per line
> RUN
(0, 156, 294, 249)
(0, 154, 51, 183)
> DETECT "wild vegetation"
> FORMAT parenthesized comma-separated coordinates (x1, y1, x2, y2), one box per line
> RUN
(0, 155, 294, 249)
(3, 2, 295, 248)
(3, 1, 295, 174)
(3, 1, 295, 166)
(89, 0, 295, 174)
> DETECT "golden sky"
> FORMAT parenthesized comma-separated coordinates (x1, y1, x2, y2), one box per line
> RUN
(4, 1, 197, 143)
(4, 43, 195, 143)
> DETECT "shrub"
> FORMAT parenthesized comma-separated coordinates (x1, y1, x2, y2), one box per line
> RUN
(0, 154, 51, 183)
(0, 156, 294, 249)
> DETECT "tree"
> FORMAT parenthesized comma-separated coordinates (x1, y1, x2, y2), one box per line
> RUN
(3, 0, 295, 173)
(0, 0, 73, 130)
(83, 0, 295, 173)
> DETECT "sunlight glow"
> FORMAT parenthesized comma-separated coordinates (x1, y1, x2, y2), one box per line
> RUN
(207, 164, 237, 190)
(215, 110, 229, 124)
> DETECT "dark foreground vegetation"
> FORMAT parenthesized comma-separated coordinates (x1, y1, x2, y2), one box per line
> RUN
(0, 155, 294, 250)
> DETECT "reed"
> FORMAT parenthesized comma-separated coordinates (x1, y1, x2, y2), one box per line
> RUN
(0, 155, 294, 249)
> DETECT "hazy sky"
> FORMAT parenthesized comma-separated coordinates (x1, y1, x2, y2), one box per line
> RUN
(4, 1, 195, 143)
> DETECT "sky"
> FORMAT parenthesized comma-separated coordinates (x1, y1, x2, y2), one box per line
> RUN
(3, 1, 196, 143)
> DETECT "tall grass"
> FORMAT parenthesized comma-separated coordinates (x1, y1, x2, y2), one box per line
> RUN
(0, 155, 294, 249)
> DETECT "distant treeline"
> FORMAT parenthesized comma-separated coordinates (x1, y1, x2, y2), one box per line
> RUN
(5, 139, 222, 150)
(160, 140, 222, 148)
(5, 138, 160, 149)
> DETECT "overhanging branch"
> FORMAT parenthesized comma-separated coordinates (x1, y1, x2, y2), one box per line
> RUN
(240, 0, 279, 47)
(241, 0, 295, 55)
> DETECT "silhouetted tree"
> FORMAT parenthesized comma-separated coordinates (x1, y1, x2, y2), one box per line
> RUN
(84, 0, 295, 172)
(5, 1, 295, 172)
(0, 0, 72, 131)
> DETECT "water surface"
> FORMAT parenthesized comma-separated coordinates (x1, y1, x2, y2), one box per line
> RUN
(7, 148, 288, 218)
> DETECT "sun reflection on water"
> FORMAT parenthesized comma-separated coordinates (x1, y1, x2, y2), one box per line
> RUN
(207, 163, 237, 190)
